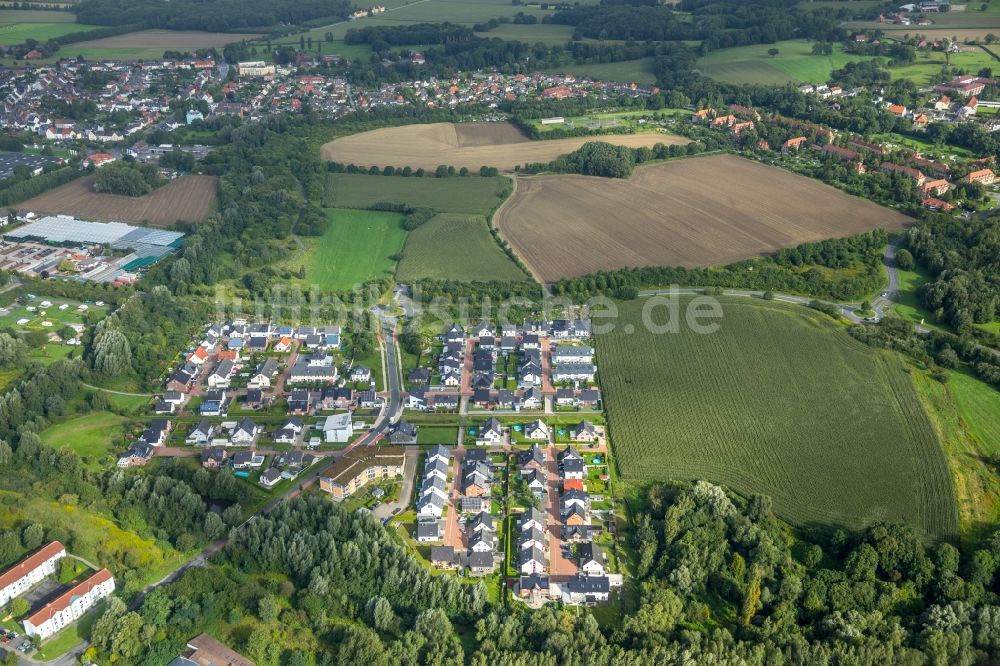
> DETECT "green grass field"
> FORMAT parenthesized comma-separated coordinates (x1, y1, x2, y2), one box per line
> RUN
(0, 297, 103, 333)
(395, 213, 528, 282)
(697, 39, 871, 85)
(40, 411, 128, 469)
(598, 297, 958, 537)
(950, 371, 1000, 458)
(294, 208, 408, 290)
(477, 22, 576, 45)
(543, 57, 658, 84)
(0, 21, 100, 44)
(324, 173, 510, 215)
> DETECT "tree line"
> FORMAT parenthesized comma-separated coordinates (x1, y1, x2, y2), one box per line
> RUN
(72, 0, 353, 32)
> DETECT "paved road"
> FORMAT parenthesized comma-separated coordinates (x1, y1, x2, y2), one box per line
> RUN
(11, 313, 407, 665)
(640, 238, 910, 327)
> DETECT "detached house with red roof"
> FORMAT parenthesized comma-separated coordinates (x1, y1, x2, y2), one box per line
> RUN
(23, 568, 115, 640)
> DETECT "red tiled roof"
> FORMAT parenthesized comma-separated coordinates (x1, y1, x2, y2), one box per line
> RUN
(0, 542, 64, 591)
(25, 568, 112, 627)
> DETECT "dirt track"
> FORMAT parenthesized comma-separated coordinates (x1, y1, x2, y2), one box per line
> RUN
(19, 175, 217, 226)
(496, 155, 913, 282)
(320, 122, 686, 171)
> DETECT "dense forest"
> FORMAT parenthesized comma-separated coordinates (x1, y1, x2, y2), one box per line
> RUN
(553, 230, 891, 301)
(72, 0, 353, 31)
(81, 483, 1000, 664)
(907, 213, 1000, 330)
(92, 161, 163, 197)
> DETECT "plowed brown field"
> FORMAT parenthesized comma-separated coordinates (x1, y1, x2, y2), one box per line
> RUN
(497, 155, 913, 282)
(320, 122, 686, 171)
(19, 175, 217, 226)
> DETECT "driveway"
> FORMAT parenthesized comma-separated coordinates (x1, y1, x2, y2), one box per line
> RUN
(372, 450, 417, 521)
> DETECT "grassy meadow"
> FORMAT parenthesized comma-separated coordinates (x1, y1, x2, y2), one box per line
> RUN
(543, 57, 658, 84)
(395, 213, 529, 282)
(40, 411, 129, 469)
(697, 39, 871, 85)
(293, 208, 408, 290)
(597, 297, 958, 537)
(324, 173, 510, 215)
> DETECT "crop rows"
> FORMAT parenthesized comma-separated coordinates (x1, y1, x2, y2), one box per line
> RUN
(596, 297, 958, 537)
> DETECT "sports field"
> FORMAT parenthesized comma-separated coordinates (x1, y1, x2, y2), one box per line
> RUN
(697, 39, 872, 85)
(18, 175, 217, 225)
(324, 172, 509, 215)
(396, 213, 528, 282)
(598, 297, 958, 537)
(497, 155, 913, 282)
(298, 208, 408, 290)
(321, 122, 684, 172)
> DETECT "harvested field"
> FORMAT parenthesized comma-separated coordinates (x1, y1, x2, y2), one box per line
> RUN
(71, 29, 254, 51)
(320, 122, 685, 171)
(497, 155, 913, 282)
(19, 175, 217, 226)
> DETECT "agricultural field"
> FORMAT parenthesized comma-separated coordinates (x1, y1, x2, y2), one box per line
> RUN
(324, 172, 510, 215)
(696, 39, 873, 85)
(292, 208, 408, 291)
(497, 155, 913, 282)
(543, 57, 658, 85)
(888, 47, 998, 86)
(39, 411, 128, 470)
(66, 29, 251, 59)
(847, 1, 1000, 39)
(597, 297, 958, 537)
(0, 9, 99, 45)
(395, 213, 529, 282)
(18, 175, 217, 226)
(477, 23, 576, 46)
(320, 122, 684, 172)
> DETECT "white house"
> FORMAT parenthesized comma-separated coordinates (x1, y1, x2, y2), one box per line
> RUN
(476, 418, 503, 446)
(322, 413, 354, 443)
(524, 420, 549, 441)
(0, 542, 66, 607)
(23, 569, 115, 640)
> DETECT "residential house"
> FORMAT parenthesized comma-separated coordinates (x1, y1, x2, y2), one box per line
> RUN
(524, 419, 549, 441)
(349, 365, 372, 383)
(416, 519, 444, 543)
(561, 575, 610, 604)
(186, 418, 215, 445)
(230, 418, 259, 445)
(966, 168, 996, 185)
(552, 363, 596, 383)
(551, 345, 594, 365)
(430, 546, 458, 569)
(231, 450, 265, 470)
(200, 447, 228, 469)
(570, 420, 598, 443)
(248, 358, 278, 389)
(386, 420, 418, 445)
(206, 359, 235, 389)
(920, 178, 950, 196)
(555, 388, 577, 407)
(289, 362, 338, 384)
(322, 413, 354, 443)
(518, 444, 546, 474)
(521, 387, 543, 410)
(287, 389, 314, 415)
(259, 468, 283, 488)
(199, 389, 231, 417)
(476, 418, 503, 446)
(117, 442, 154, 467)
(580, 542, 607, 576)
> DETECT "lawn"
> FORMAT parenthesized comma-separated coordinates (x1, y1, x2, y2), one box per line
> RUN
(0, 297, 104, 333)
(39, 411, 129, 469)
(324, 173, 510, 215)
(697, 39, 872, 85)
(893, 265, 938, 327)
(34, 601, 105, 661)
(395, 213, 529, 282)
(292, 208, 408, 291)
(597, 297, 958, 537)
(416, 425, 459, 445)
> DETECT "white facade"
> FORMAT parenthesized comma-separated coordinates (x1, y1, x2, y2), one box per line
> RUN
(24, 569, 115, 640)
(0, 542, 65, 607)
